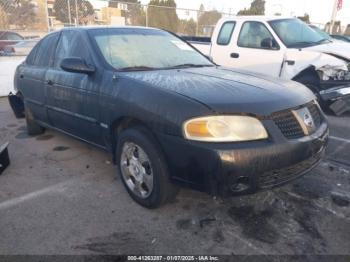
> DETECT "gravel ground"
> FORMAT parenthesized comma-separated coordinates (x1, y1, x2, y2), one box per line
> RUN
(0, 97, 349, 255)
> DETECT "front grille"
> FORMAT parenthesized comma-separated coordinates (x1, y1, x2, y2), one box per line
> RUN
(307, 103, 322, 127)
(271, 102, 322, 139)
(271, 109, 304, 139)
(258, 151, 323, 188)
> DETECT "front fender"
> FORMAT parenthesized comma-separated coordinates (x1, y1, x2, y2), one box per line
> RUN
(281, 49, 349, 80)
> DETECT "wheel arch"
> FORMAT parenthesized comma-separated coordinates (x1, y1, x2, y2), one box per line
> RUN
(292, 66, 321, 92)
(109, 116, 158, 164)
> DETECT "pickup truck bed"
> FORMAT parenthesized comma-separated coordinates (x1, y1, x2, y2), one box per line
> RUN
(181, 36, 212, 55)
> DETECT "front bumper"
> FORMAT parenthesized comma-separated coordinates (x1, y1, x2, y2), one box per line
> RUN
(319, 85, 350, 115)
(156, 122, 329, 196)
(319, 85, 350, 101)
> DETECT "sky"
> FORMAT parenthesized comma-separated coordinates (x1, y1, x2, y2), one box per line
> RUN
(139, 0, 350, 26)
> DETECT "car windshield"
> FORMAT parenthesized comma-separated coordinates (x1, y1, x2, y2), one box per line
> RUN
(309, 26, 332, 41)
(269, 19, 330, 48)
(89, 28, 213, 71)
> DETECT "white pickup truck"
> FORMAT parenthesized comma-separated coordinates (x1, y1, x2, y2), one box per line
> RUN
(185, 16, 350, 115)
(0, 56, 25, 97)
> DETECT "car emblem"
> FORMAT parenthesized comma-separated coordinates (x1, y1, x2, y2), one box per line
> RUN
(292, 107, 315, 135)
(303, 112, 314, 129)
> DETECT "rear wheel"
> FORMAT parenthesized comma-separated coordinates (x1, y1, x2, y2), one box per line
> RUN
(25, 106, 45, 136)
(116, 126, 178, 208)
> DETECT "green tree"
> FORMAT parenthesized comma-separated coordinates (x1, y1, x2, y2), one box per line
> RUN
(197, 9, 222, 35)
(53, 0, 94, 25)
(109, 0, 146, 26)
(148, 0, 179, 32)
(1, 0, 37, 29)
(238, 0, 265, 16)
(298, 13, 310, 24)
(0, 5, 8, 29)
(178, 18, 196, 35)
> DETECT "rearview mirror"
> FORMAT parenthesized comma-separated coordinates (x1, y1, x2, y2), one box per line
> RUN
(60, 57, 95, 75)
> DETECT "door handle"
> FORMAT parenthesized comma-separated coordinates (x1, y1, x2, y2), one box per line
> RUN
(230, 53, 240, 58)
(46, 80, 54, 85)
(285, 60, 295, 66)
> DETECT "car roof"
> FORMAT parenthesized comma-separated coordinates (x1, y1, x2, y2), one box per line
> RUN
(41, 26, 163, 40)
(57, 25, 162, 32)
(220, 16, 296, 23)
(0, 30, 22, 35)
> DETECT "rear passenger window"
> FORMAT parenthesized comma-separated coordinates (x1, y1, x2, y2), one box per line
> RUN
(30, 33, 59, 67)
(54, 31, 91, 68)
(26, 43, 40, 65)
(217, 22, 236, 45)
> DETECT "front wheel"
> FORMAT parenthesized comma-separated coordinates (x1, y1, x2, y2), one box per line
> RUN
(116, 126, 178, 208)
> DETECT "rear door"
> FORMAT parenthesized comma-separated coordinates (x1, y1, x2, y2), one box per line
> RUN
(45, 30, 103, 145)
(18, 33, 59, 124)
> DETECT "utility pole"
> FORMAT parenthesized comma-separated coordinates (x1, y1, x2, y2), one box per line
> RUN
(75, 0, 78, 26)
(67, 0, 72, 26)
(330, 0, 338, 34)
(45, 0, 50, 32)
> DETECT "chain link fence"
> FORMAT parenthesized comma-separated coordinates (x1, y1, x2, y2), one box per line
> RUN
(1, 0, 349, 40)
(0, 0, 49, 37)
(0, 0, 232, 38)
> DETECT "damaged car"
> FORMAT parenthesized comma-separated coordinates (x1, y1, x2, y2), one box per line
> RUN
(14, 27, 328, 208)
(186, 17, 350, 115)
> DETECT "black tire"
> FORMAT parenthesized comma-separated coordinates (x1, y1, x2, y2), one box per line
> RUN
(25, 106, 45, 136)
(116, 126, 178, 208)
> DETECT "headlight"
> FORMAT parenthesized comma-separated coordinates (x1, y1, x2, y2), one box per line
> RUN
(183, 116, 268, 142)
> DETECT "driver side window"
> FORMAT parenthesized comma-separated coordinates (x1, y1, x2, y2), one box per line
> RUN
(238, 21, 279, 50)
(54, 31, 92, 69)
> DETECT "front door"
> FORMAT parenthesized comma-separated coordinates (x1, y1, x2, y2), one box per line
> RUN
(46, 30, 103, 145)
(230, 21, 285, 78)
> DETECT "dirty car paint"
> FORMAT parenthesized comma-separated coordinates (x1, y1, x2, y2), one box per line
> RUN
(14, 26, 329, 195)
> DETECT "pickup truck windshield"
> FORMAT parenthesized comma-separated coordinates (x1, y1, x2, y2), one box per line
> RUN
(89, 28, 213, 71)
(269, 19, 329, 48)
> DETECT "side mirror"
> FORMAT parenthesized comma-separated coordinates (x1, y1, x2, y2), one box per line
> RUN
(60, 57, 95, 75)
(261, 38, 278, 49)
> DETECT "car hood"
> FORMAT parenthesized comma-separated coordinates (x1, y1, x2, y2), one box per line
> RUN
(306, 41, 350, 61)
(122, 66, 315, 116)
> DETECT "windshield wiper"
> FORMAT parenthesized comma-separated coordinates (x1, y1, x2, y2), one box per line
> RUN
(167, 63, 214, 69)
(289, 41, 318, 48)
(118, 66, 158, 71)
(315, 38, 331, 44)
(289, 39, 331, 48)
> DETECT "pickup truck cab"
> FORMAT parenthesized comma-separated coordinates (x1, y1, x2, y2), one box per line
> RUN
(187, 17, 350, 115)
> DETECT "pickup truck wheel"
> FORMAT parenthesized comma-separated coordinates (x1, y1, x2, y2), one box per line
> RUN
(300, 83, 329, 110)
(293, 74, 328, 109)
(116, 127, 178, 208)
(25, 106, 45, 136)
